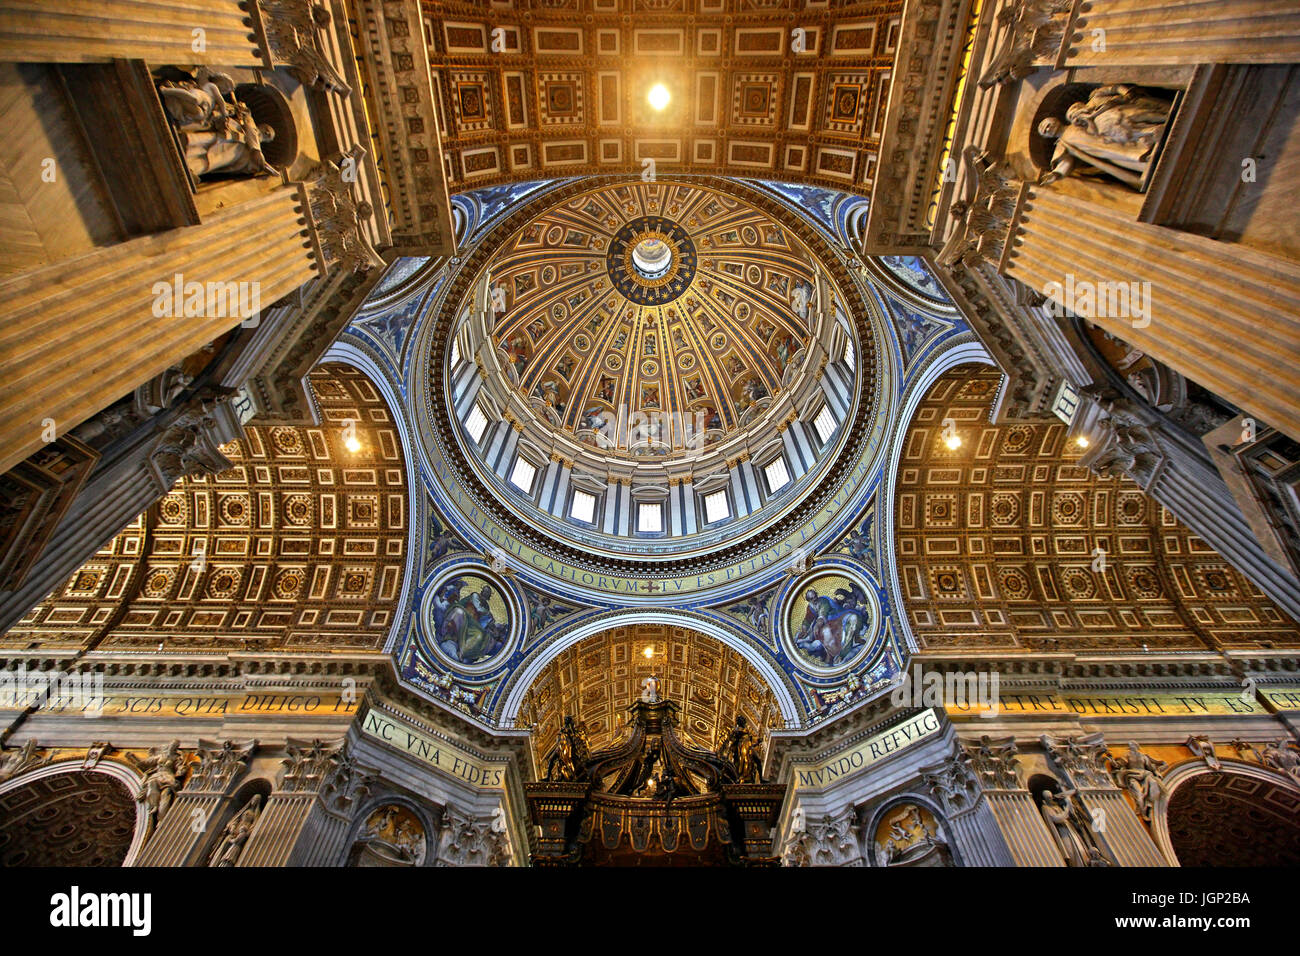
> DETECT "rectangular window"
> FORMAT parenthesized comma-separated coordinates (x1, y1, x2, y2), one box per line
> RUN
(814, 404, 838, 445)
(703, 490, 730, 523)
(450, 337, 461, 367)
(570, 489, 596, 523)
(509, 457, 536, 493)
(763, 457, 790, 493)
(464, 403, 488, 444)
(844, 340, 855, 369)
(638, 502, 663, 533)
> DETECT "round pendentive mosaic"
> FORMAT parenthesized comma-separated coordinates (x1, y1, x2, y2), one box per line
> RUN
(419, 568, 517, 670)
(781, 569, 881, 673)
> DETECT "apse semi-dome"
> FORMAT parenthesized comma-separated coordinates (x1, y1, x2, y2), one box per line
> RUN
(412, 177, 893, 602)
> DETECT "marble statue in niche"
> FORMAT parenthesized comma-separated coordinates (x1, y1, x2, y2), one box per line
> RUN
(1039, 787, 1113, 867)
(209, 794, 262, 867)
(158, 69, 278, 180)
(1037, 85, 1172, 190)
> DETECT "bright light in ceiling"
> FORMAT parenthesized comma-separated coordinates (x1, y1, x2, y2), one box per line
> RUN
(943, 433, 962, 451)
(647, 83, 670, 111)
(643, 646, 654, 659)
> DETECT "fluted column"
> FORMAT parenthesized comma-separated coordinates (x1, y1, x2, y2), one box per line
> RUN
(237, 740, 371, 867)
(132, 739, 256, 867)
(1005, 181, 1300, 440)
(1040, 733, 1168, 867)
(1065, 0, 1300, 67)
(920, 741, 1019, 866)
(0, 187, 317, 474)
(0, 0, 261, 66)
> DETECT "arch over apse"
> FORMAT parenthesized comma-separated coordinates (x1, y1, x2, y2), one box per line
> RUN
(515, 622, 785, 771)
(1150, 760, 1300, 866)
(499, 609, 803, 730)
(0, 760, 148, 867)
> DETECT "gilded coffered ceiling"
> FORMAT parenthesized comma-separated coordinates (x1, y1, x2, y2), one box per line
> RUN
(517, 625, 781, 765)
(896, 366, 1300, 653)
(488, 180, 817, 454)
(4, 365, 408, 653)
(417, 0, 902, 192)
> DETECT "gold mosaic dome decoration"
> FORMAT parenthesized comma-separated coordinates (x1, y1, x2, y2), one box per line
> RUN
(489, 181, 818, 457)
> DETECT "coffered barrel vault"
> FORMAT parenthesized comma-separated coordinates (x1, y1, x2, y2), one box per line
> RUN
(6, 365, 409, 654)
(415, 0, 902, 191)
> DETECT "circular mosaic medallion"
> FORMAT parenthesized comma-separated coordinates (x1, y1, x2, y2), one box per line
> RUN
(606, 215, 697, 305)
(419, 567, 519, 672)
(782, 568, 881, 674)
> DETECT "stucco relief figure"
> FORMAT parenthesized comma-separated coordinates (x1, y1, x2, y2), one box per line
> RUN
(1261, 738, 1300, 783)
(1113, 741, 1169, 822)
(209, 794, 262, 867)
(125, 740, 187, 841)
(1037, 85, 1172, 190)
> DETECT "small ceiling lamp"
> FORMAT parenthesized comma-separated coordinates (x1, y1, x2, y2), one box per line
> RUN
(643, 646, 655, 659)
(943, 432, 962, 451)
(1074, 435, 1090, 449)
(343, 432, 362, 454)
(647, 83, 671, 111)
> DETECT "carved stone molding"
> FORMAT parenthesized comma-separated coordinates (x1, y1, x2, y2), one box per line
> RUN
(782, 806, 862, 867)
(978, 0, 1075, 89)
(436, 805, 511, 867)
(185, 739, 257, 794)
(1077, 393, 1166, 489)
(1040, 731, 1114, 789)
(253, 0, 351, 95)
(146, 399, 237, 493)
(963, 734, 1022, 791)
(278, 738, 343, 794)
(863, 0, 964, 252)
(920, 747, 981, 816)
(936, 147, 1024, 272)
